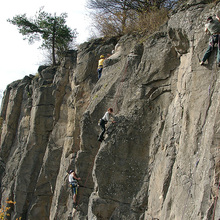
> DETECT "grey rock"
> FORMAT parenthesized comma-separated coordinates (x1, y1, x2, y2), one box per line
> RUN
(0, 1, 220, 220)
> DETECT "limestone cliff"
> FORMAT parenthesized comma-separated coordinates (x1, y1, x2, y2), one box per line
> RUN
(0, 1, 220, 219)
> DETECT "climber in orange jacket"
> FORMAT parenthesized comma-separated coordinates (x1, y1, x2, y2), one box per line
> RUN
(97, 55, 105, 79)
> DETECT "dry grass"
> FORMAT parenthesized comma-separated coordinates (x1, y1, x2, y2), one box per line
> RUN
(128, 8, 169, 35)
(91, 8, 169, 38)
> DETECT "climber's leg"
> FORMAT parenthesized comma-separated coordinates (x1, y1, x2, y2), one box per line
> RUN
(98, 120, 106, 141)
(201, 45, 213, 64)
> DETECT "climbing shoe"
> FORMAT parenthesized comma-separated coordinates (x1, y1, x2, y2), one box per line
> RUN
(98, 138, 103, 142)
(200, 61, 204, 65)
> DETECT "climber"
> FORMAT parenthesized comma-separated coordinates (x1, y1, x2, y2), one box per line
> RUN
(200, 15, 220, 66)
(98, 107, 116, 142)
(68, 170, 81, 207)
(97, 55, 105, 79)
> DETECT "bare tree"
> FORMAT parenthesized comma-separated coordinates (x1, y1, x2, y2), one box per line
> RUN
(87, 0, 173, 36)
(87, 0, 138, 36)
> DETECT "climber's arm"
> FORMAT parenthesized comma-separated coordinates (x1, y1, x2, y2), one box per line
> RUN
(204, 24, 209, 32)
(73, 172, 81, 181)
(110, 114, 116, 123)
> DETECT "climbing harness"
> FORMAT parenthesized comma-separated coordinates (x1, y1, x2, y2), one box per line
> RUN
(70, 181, 78, 188)
(70, 185, 78, 201)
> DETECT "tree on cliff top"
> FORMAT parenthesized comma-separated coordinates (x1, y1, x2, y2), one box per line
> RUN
(8, 8, 77, 66)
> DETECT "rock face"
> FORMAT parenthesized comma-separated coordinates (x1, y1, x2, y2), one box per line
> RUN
(0, 1, 220, 220)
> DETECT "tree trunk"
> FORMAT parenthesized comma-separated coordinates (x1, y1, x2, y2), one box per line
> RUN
(121, 12, 127, 33)
(52, 18, 56, 66)
(121, 1, 128, 34)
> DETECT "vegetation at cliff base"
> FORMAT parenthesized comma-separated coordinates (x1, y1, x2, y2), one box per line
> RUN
(0, 199, 21, 220)
(8, 7, 77, 66)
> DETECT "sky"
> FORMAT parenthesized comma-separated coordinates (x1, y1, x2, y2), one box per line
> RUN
(0, 0, 92, 102)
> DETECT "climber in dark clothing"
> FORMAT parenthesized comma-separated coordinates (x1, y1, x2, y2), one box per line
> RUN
(98, 108, 115, 142)
(200, 15, 220, 66)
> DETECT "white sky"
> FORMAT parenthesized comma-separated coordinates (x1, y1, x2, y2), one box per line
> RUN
(0, 0, 92, 101)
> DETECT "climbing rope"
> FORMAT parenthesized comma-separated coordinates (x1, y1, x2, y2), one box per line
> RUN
(73, 60, 129, 208)
(74, 144, 101, 209)
(206, 46, 219, 220)
(71, 57, 130, 216)
(70, 145, 100, 219)
(181, 159, 199, 220)
(208, 46, 218, 97)
(112, 60, 129, 114)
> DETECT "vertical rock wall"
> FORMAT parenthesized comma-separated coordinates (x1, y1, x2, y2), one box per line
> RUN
(0, 1, 220, 220)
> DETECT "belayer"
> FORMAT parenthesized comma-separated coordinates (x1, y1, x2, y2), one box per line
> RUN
(200, 15, 220, 66)
(68, 170, 81, 208)
(98, 108, 116, 142)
